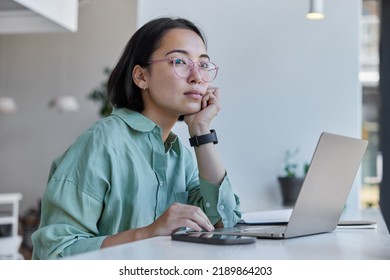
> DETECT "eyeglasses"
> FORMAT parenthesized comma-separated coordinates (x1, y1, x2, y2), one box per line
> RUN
(148, 57, 219, 83)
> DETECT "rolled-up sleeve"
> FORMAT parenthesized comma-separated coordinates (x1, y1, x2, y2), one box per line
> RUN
(188, 175, 241, 227)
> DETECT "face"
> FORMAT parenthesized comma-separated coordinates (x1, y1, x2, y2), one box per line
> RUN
(139, 28, 210, 121)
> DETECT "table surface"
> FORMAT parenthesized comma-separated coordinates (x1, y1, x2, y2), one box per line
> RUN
(69, 208, 390, 260)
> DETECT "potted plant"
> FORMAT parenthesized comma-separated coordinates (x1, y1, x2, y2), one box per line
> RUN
(87, 67, 113, 118)
(278, 148, 309, 206)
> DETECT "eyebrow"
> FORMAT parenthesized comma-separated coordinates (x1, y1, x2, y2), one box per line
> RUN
(165, 49, 210, 60)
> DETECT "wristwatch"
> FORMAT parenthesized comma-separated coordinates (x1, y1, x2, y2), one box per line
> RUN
(189, 129, 218, 147)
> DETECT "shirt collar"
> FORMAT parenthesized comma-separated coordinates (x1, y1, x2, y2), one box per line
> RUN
(111, 107, 181, 155)
(112, 107, 156, 132)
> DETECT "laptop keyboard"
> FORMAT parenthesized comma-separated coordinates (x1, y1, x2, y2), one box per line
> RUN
(241, 226, 287, 234)
(211, 225, 287, 235)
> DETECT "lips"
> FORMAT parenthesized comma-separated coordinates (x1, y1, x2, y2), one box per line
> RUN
(184, 90, 204, 99)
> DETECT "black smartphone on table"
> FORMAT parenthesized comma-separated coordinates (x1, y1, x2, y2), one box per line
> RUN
(171, 232, 256, 245)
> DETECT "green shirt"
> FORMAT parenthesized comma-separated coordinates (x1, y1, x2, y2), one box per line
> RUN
(32, 108, 241, 259)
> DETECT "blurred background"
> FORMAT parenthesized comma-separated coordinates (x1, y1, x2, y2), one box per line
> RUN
(0, 0, 384, 258)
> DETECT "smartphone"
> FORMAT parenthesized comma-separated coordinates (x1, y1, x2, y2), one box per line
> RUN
(171, 232, 256, 245)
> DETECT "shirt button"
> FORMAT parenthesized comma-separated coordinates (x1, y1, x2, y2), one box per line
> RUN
(159, 182, 164, 187)
(205, 202, 211, 208)
(219, 205, 225, 210)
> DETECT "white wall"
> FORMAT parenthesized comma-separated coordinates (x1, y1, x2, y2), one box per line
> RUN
(0, 0, 137, 213)
(138, 0, 362, 211)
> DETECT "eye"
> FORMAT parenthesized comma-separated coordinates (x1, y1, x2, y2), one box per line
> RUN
(200, 62, 210, 69)
(200, 61, 214, 70)
(172, 58, 187, 65)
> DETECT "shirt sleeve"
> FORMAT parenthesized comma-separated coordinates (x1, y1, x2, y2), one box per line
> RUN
(31, 178, 107, 259)
(32, 126, 111, 260)
(187, 174, 242, 227)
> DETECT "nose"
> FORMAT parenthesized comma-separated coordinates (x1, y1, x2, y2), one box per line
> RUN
(187, 65, 204, 84)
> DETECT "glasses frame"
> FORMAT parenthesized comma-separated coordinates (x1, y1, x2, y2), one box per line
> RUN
(148, 57, 219, 83)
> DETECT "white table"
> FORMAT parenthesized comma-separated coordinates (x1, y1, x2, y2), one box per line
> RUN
(69, 208, 390, 260)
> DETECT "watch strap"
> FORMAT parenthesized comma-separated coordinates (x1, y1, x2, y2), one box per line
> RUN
(189, 129, 218, 147)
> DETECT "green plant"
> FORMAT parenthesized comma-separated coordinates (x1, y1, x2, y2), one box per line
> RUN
(88, 67, 113, 117)
(282, 148, 309, 178)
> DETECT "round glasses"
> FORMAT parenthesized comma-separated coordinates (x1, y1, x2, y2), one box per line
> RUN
(148, 57, 219, 83)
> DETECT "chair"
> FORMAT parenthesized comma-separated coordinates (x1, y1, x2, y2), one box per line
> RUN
(0, 193, 23, 259)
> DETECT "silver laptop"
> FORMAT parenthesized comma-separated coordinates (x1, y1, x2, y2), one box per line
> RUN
(211, 132, 368, 239)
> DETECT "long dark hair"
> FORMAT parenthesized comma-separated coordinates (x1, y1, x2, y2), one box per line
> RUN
(107, 17, 207, 113)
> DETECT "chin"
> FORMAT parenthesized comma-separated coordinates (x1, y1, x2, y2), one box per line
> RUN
(186, 104, 202, 114)
(177, 104, 201, 118)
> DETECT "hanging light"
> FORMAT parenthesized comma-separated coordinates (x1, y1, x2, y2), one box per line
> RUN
(48, 95, 79, 112)
(0, 97, 17, 113)
(307, 0, 325, 20)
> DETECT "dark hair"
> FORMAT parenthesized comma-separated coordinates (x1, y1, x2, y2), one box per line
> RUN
(107, 17, 207, 114)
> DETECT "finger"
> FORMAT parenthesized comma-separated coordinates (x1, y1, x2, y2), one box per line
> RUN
(176, 205, 214, 231)
(179, 219, 203, 232)
(168, 203, 215, 231)
(202, 93, 210, 109)
(165, 214, 207, 234)
(188, 208, 215, 231)
(202, 92, 216, 107)
(207, 86, 219, 94)
(207, 87, 220, 99)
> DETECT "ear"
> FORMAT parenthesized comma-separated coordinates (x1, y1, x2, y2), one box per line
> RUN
(132, 65, 148, 90)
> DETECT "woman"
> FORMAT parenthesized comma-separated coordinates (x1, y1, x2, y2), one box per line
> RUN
(32, 17, 241, 259)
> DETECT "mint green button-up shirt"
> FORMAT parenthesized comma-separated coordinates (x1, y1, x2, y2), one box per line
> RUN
(32, 108, 241, 259)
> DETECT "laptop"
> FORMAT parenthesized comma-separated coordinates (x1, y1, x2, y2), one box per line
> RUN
(210, 132, 368, 239)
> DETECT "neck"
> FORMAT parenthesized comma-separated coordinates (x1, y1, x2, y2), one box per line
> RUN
(141, 110, 177, 142)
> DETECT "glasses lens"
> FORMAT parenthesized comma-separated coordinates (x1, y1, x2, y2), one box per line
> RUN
(172, 58, 191, 78)
(172, 58, 218, 82)
(199, 62, 218, 82)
